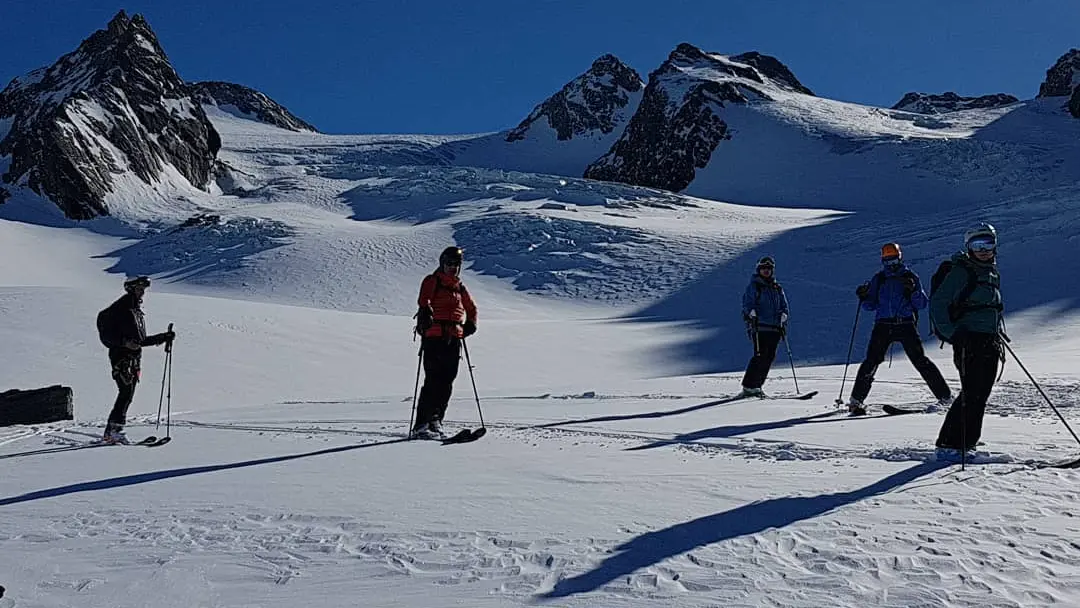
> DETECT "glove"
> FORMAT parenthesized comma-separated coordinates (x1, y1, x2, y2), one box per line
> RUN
(902, 276, 916, 295)
(415, 306, 433, 335)
(162, 330, 176, 344)
(780, 312, 788, 325)
(462, 320, 476, 338)
(855, 283, 870, 300)
(747, 310, 757, 319)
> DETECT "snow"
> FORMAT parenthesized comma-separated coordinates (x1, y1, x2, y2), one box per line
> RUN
(4, 80, 1080, 608)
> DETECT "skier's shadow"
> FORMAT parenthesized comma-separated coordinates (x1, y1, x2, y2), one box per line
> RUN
(522, 395, 747, 430)
(535, 461, 948, 601)
(0, 438, 407, 507)
(624, 410, 877, 452)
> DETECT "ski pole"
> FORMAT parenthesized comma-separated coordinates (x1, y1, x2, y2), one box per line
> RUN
(783, 332, 800, 395)
(960, 344, 967, 471)
(156, 322, 173, 431)
(461, 338, 486, 432)
(836, 302, 862, 405)
(165, 345, 172, 441)
(409, 343, 424, 437)
(1001, 338, 1080, 447)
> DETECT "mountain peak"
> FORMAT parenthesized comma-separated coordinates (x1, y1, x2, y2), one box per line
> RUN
(891, 91, 1019, 114)
(505, 54, 644, 143)
(0, 11, 219, 219)
(584, 42, 812, 192)
(1038, 49, 1080, 118)
(189, 81, 318, 132)
(1038, 49, 1080, 98)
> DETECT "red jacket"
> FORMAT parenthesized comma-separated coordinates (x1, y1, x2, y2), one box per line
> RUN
(418, 270, 477, 338)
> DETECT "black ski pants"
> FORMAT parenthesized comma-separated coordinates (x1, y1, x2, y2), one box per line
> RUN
(742, 329, 782, 389)
(107, 353, 141, 428)
(851, 321, 950, 402)
(937, 333, 1001, 450)
(415, 336, 462, 429)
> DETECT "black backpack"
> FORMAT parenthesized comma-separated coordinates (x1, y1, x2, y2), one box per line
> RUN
(96, 306, 119, 348)
(928, 259, 979, 341)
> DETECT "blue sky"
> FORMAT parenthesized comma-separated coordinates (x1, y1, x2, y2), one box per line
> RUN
(1, 0, 1077, 134)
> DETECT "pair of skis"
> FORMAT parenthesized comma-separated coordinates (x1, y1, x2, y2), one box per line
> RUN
(411, 427, 487, 445)
(103, 435, 171, 447)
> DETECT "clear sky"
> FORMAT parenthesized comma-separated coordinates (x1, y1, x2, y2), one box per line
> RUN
(1, 0, 1077, 134)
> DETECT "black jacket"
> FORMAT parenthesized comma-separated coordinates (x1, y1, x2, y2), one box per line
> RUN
(99, 293, 168, 361)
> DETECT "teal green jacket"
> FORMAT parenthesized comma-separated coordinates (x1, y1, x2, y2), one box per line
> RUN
(929, 251, 1003, 340)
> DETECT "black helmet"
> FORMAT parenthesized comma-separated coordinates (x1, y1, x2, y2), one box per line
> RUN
(756, 256, 775, 269)
(439, 246, 463, 266)
(123, 275, 150, 291)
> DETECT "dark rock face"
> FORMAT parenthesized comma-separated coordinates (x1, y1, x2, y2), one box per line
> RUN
(1038, 49, 1080, 118)
(731, 51, 814, 95)
(506, 54, 644, 142)
(188, 81, 317, 132)
(891, 92, 1019, 114)
(0, 11, 220, 219)
(585, 43, 806, 192)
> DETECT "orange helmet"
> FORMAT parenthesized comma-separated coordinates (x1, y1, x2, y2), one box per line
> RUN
(880, 242, 901, 261)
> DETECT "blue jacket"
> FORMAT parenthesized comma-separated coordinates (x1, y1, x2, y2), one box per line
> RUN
(742, 274, 788, 332)
(861, 264, 927, 322)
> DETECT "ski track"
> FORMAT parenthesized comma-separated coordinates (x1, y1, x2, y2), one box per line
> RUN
(8, 472, 1080, 606)
(8, 385, 1080, 605)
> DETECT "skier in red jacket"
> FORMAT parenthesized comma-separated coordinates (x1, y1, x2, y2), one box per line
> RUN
(412, 247, 478, 440)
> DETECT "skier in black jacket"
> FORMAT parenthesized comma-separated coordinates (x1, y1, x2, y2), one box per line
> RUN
(97, 276, 174, 444)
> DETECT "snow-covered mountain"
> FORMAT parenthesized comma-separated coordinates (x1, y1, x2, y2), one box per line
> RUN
(7, 21, 1080, 608)
(0, 11, 220, 220)
(575, 42, 1080, 211)
(891, 91, 1019, 114)
(1037, 48, 1080, 118)
(440, 55, 644, 177)
(584, 43, 815, 192)
(187, 81, 317, 132)
(505, 54, 643, 143)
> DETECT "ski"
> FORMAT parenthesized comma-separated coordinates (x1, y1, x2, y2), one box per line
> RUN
(442, 427, 486, 445)
(1033, 457, 1080, 469)
(767, 391, 819, 401)
(882, 404, 924, 416)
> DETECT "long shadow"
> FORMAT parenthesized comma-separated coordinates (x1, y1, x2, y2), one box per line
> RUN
(0, 443, 111, 460)
(538, 461, 948, 601)
(625, 411, 851, 452)
(0, 438, 407, 507)
(524, 395, 747, 430)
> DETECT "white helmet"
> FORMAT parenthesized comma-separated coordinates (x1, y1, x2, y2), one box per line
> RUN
(964, 222, 997, 250)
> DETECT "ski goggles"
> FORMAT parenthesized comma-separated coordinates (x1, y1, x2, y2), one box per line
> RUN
(882, 255, 901, 266)
(967, 237, 996, 253)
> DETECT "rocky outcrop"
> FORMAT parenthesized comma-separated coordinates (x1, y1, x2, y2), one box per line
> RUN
(1038, 49, 1080, 118)
(506, 54, 644, 142)
(891, 91, 1019, 114)
(585, 43, 808, 192)
(188, 81, 317, 132)
(0, 11, 220, 219)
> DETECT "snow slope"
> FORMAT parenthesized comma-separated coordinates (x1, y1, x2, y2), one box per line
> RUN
(3, 100, 1080, 608)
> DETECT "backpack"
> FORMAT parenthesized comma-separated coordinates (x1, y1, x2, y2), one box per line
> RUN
(928, 258, 979, 341)
(96, 305, 119, 348)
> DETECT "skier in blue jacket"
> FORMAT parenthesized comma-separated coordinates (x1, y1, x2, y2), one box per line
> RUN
(846, 243, 951, 415)
(740, 256, 789, 397)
